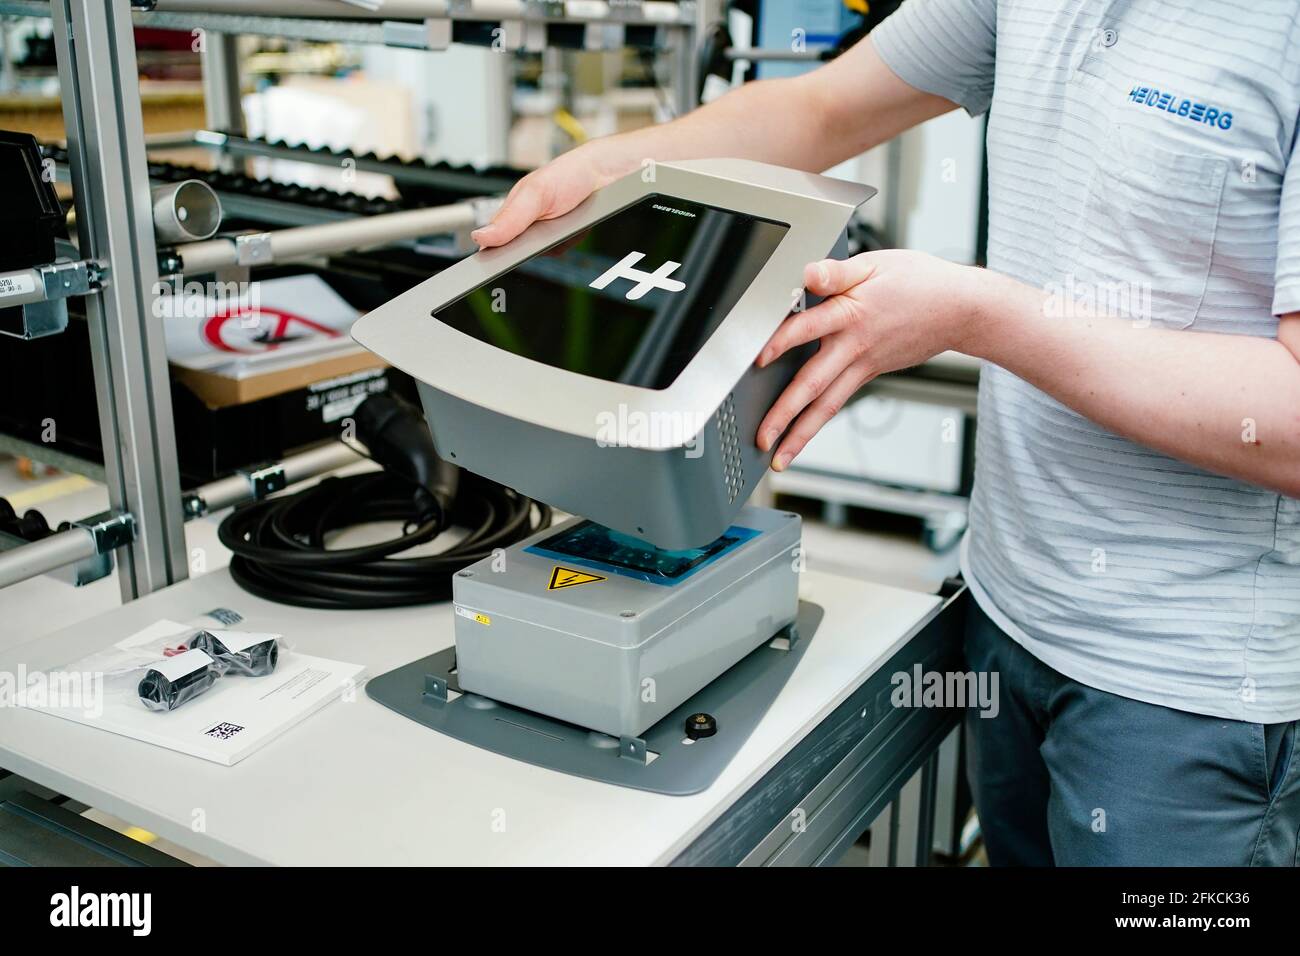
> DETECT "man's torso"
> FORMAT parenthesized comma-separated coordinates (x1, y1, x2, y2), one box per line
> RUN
(965, 0, 1300, 721)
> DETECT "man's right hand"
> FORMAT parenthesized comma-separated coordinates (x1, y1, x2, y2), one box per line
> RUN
(471, 144, 623, 249)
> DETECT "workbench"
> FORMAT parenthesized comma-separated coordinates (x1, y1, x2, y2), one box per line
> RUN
(0, 567, 966, 865)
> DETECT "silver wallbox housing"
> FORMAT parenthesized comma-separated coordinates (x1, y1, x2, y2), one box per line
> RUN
(452, 506, 801, 738)
(352, 159, 874, 550)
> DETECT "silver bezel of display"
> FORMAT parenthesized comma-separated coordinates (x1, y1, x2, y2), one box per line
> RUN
(351, 158, 874, 450)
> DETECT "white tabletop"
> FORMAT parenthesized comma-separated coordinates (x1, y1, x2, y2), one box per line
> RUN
(0, 567, 939, 865)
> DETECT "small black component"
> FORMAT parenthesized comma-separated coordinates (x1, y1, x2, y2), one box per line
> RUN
(0, 130, 62, 271)
(187, 630, 279, 678)
(0, 499, 53, 543)
(16, 509, 50, 540)
(685, 712, 717, 740)
(0, 130, 63, 338)
(138, 655, 219, 712)
(353, 393, 458, 517)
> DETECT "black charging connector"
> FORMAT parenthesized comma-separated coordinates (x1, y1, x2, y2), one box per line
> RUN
(352, 393, 459, 520)
(218, 396, 551, 609)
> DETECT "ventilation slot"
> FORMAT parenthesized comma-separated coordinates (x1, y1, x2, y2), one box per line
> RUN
(716, 392, 745, 504)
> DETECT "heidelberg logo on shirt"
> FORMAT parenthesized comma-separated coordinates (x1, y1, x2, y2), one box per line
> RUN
(1127, 84, 1232, 130)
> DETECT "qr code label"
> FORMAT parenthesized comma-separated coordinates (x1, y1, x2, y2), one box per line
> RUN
(205, 721, 244, 741)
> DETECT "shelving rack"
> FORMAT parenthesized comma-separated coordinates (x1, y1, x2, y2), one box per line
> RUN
(0, 0, 723, 602)
(0, 4, 974, 869)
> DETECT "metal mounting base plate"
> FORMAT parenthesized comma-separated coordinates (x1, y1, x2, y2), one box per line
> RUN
(366, 602, 824, 795)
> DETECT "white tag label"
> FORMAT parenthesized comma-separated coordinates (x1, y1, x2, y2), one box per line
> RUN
(0, 274, 35, 299)
(454, 606, 491, 626)
(148, 648, 214, 681)
(566, 1, 609, 19)
(321, 394, 366, 423)
(641, 2, 682, 23)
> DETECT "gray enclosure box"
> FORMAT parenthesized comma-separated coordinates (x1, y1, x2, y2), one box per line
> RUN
(451, 506, 801, 738)
(353, 159, 874, 550)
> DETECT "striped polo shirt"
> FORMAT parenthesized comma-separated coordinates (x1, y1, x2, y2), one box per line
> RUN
(873, 0, 1300, 721)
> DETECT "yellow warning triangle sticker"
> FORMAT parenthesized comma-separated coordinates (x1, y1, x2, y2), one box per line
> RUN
(547, 566, 607, 590)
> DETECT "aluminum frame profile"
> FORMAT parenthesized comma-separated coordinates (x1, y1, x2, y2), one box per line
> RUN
(51, 0, 189, 598)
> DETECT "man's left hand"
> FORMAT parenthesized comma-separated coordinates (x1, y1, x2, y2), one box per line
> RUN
(756, 249, 986, 470)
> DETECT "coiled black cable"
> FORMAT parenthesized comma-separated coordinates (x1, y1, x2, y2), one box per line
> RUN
(218, 467, 550, 610)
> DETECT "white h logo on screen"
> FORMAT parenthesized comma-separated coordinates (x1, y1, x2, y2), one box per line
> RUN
(589, 251, 686, 301)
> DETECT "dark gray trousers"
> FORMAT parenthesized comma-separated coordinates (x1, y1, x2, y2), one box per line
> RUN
(964, 601, 1300, 866)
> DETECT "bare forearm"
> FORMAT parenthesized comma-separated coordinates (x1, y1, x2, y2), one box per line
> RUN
(579, 78, 842, 179)
(476, 37, 955, 247)
(965, 272, 1300, 497)
(578, 37, 955, 184)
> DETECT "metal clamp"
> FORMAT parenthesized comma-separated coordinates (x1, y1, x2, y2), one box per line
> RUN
(233, 232, 273, 267)
(238, 462, 287, 500)
(156, 251, 183, 277)
(382, 18, 452, 50)
(42, 510, 138, 587)
(71, 511, 137, 555)
(423, 674, 450, 704)
(470, 195, 504, 229)
(619, 734, 651, 765)
(39, 258, 102, 300)
(0, 258, 107, 341)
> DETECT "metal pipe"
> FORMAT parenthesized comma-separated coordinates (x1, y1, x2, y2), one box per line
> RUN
(0, 442, 365, 586)
(169, 200, 483, 275)
(0, 529, 97, 590)
(151, 180, 224, 243)
(0, 267, 50, 308)
(201, 31, 245, 137)
(190, 474, 255, 516)
(281, 442, 365, 485)
(723, 47, 834, 63)
(152, 0, 450, 18)
(144, 130, 203, 150)
(148, 0, 691, 23)
(0, 259, 100, 311)
(189, 442, 364, 515)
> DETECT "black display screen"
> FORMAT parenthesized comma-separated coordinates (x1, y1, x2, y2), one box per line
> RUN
(432, 194, 789, 390)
